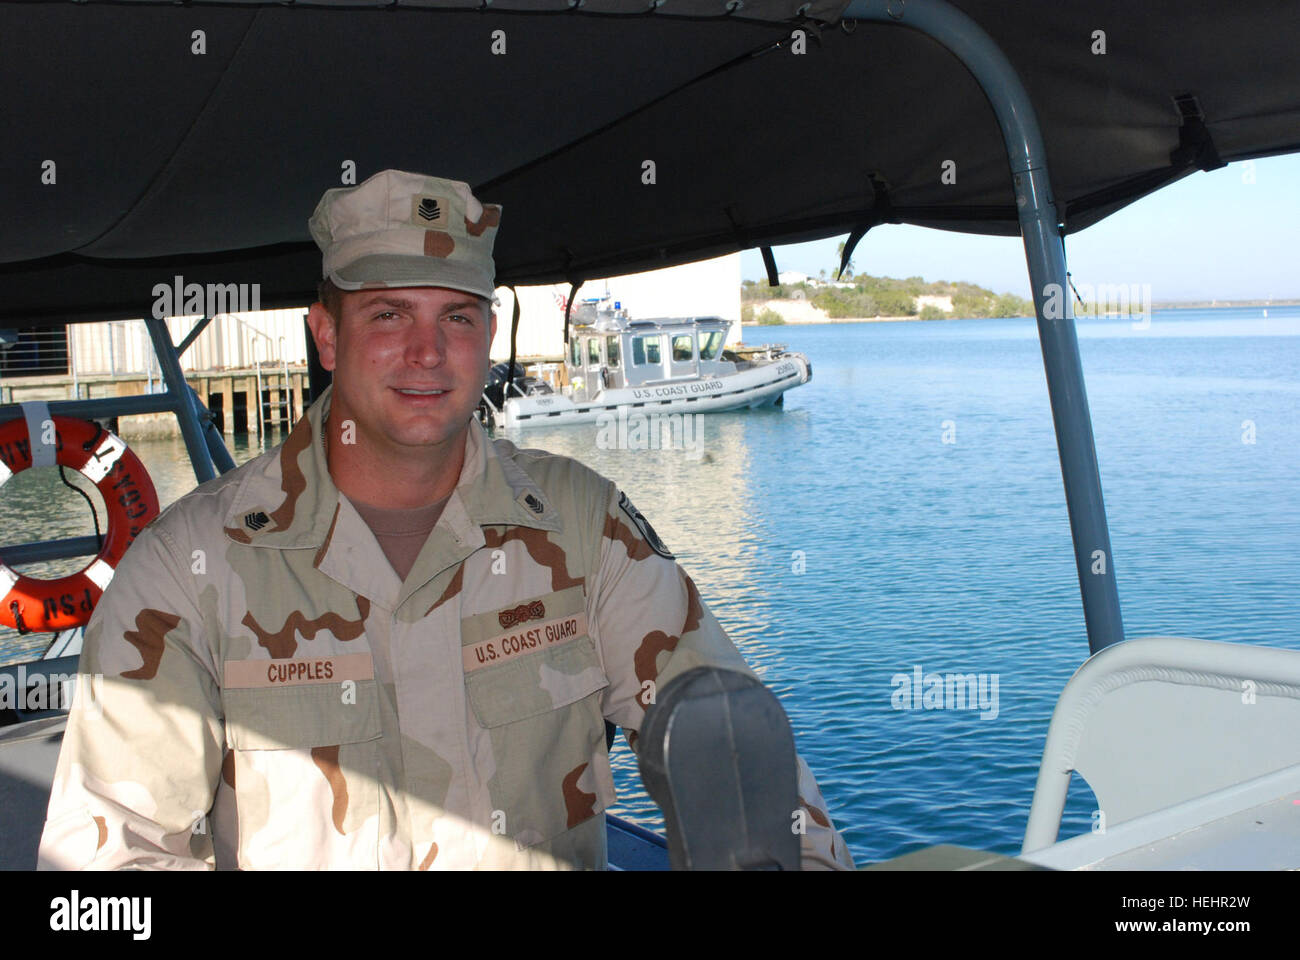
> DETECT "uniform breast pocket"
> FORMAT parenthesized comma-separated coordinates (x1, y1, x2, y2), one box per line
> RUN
(221, 655, 383, 869)
(460, 585, 614, 855)
(223, 678, 381, 749)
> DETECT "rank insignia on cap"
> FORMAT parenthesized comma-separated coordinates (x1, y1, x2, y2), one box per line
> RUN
(618, 491, 673, 559)
(412, 195, 447, 227)
(244, 511, 270, 531)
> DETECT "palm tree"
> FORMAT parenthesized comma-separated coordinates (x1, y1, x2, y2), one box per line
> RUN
(835, 240, 855, 280)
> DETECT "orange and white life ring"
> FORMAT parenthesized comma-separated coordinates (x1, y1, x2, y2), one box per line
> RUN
(0, 415, 159, 633)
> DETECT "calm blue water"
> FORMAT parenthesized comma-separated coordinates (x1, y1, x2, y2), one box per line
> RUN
(511, 306, 1300, 865)
(3, 307, 1296, 865)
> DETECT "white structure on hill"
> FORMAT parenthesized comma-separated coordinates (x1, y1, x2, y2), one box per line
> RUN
(915, 294, 954, 313)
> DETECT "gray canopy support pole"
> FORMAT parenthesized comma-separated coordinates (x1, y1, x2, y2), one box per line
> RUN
(203, 417, 237, 475)
(142, 315, 217, 485)
(193, 385, 237, 475)
(175, 314, 214, 359)
(845, 0, 1124, 653)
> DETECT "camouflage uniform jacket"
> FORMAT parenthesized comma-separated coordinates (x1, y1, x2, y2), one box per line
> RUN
(38, 386, 853, 870)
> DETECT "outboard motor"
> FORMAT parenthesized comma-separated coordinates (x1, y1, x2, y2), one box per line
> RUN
(482, 361, 553, 411)
(636, 666, 801, 870)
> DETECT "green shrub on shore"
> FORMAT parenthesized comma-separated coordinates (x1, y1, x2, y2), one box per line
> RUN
(742, 272, 1032, 319)
(812, 287, 914, 318)
(756, 309, 785, 325)
(991, 293, 1029, 318)
(740, 279, 799, 301)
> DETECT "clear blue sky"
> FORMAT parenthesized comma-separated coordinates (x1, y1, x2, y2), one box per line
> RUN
(740, 154, 1300, 302)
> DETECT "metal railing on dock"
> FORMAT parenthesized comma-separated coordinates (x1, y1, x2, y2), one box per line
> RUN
(0, 317, 310, 439)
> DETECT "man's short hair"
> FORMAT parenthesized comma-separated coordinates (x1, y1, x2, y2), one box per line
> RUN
(317, 276, 344, 321)
(316, 277, 492, 323)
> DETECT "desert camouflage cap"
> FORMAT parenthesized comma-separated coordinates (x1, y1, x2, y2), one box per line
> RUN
(309, 170, 502, 299)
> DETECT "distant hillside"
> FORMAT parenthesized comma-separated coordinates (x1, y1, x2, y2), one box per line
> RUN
(742, 274, 1033, 321)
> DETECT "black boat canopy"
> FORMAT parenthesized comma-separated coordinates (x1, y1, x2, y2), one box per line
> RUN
(3, 0, 1298, 323)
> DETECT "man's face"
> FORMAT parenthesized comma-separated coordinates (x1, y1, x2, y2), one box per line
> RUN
(307, 286, 497, 459)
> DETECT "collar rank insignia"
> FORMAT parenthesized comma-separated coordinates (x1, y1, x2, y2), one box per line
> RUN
(618, 491, 674, 560)
(524, 493, 544, 514)
(244, 511, 270, 531)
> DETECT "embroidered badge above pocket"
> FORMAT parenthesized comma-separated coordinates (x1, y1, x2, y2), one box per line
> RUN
(462, 611, 589, 674)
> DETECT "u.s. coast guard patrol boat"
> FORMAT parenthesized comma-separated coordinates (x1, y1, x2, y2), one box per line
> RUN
(1, 0, 1299, 871)
(480, 295, 811, 428)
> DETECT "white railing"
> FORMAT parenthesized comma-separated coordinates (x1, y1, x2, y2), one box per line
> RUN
(0, 327, 73, 378)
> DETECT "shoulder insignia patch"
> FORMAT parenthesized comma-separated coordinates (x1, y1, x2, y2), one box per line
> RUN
(244, 511, 270, 531)
(618, 491, 674, 560)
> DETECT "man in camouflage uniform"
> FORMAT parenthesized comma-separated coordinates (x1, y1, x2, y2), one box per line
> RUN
(38, 170, 853, 870)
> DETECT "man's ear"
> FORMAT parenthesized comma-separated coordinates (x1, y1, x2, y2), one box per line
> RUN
(306, 302, 338, 372)
(489, 309, 498, 346)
